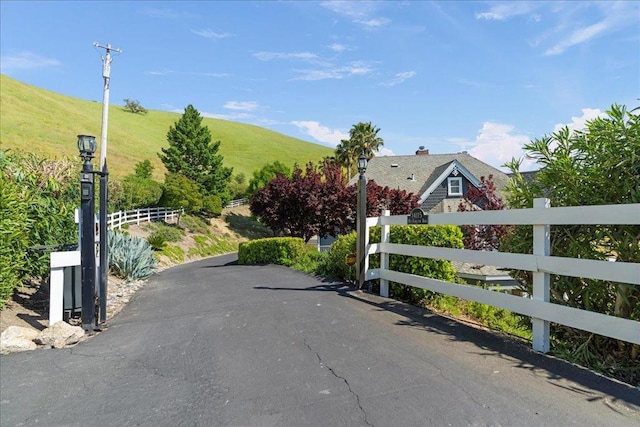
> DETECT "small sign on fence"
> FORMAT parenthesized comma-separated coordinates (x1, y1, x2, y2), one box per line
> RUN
(407, 208, 429, 225)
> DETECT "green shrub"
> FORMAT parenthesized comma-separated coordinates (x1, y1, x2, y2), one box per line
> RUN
(238, 237, 306, 266)
(147, 233, 167, 250)
(0, 150, 78, 283)
(368, 225, 463, 304)
(201, 194, 223, 218)
(150, 223, 185, 242)
(108, 230, 157, 281)
(316, 232, 357, 282)
(0, 171, 31, 308)
(290, 247, 327, 274)
(160, 173, 203, 214)
(120, 175, 163, 210)
(180, 215, 209, 234)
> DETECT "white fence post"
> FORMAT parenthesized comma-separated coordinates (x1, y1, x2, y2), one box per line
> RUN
(49, 251, 81, 325)
(532, 198, 551, 352)
(380, 210, 390, 297)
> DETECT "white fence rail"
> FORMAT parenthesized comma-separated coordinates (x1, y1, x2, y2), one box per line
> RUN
(107, 207, 182, 230)
(225, 198, 248, 209)
(364, 199, 640, 352)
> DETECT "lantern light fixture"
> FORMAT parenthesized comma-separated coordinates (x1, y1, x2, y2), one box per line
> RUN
(357, 151, 367, 175)
(77, 135, 97, 161)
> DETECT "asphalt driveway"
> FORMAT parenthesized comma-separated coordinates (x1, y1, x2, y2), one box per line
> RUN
(1, 253, 638, 426)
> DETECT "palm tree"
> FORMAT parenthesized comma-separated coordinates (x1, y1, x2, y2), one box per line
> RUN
(349, 122, 384, 161)
(333, 122, 384, 180)
(335, 138, 357, 181)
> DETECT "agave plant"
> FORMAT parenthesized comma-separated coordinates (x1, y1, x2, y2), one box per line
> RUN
(108, 230, 157, 281)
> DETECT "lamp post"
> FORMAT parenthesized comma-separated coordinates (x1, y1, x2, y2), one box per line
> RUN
(94, 42, 120, 325)
(78, 135, 97, 332)
(356, 151, 368, 289)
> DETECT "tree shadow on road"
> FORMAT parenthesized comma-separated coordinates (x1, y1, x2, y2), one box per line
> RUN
(346, 289, 640, 412)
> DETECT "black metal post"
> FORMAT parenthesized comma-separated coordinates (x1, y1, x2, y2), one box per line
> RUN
(357, 170, 367, 289)
(80, 159, 96, 332)
(98, 162, 108, 324)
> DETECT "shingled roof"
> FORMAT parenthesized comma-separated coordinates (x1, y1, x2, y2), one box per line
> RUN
(358, 152, 511, 198)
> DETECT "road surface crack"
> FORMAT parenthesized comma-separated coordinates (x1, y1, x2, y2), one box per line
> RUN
(303, 340, 373, 426)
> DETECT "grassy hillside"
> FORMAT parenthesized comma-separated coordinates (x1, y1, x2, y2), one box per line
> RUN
(0, 74, 333, 180)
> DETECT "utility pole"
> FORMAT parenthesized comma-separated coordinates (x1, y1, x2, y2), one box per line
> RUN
(94, 42, 121, 325)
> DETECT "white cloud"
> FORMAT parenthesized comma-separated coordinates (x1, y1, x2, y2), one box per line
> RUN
(381, 71, 416, 86)
(0, 52, 61, 72)
(476, 3, 535, 20)
(192, 29, 233, 39)
(292, 61, 374, 81)
(320, 1, 390, 29)
(143, 8, 198, 20)
(320, 1, 375, 19)
(189, 72, 230, 78)
(355, 17, 390, 28)
(254, 49, 375, 81)
(553, 108, 603, 133)
(292, 69, 344, 81)
(147, 69, 173, 76)
(291, 121, 348, 146)
(545, 21, 610, 55)
(253, 51, 322, 63)
(201, 111, 252, 120)
(477, 2, 637, 55)
(452, 122, 536, 171)
(328, 43, 352, 52)
(224, 101, 260, 112)
(376, 147, 396, 156)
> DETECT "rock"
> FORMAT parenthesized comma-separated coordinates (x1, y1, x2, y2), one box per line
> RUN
(0, 326, 40, 354)
(35, 321, 84, 348)
(1, 325, 40, 341)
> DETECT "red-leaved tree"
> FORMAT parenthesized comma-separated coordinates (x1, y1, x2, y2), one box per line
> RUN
(362, 180, 420, 217)
(317, 161, 356, 238)
(457, 174, 511, 250)
(250, 165, 420, 242)
(250, 162, 356, 242)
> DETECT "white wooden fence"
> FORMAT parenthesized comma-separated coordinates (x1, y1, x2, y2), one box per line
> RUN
(107, 207, 182, 230)
(364, 199, 640, 352)
(224, 198, 248, 209)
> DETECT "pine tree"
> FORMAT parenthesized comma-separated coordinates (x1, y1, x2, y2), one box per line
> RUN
(159, 104, 232, 203)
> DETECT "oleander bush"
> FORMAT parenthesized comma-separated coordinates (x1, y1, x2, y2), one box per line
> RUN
(0, 150, 78, 307)
(0, 170, 31, 309)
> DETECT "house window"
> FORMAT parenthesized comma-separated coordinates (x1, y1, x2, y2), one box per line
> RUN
(448, 177, 462, 196)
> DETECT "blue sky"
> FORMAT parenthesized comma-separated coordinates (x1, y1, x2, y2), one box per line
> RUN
(1, 1, 638, 171)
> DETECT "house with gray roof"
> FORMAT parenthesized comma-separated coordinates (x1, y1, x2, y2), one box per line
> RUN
(356, 147, 510, 213)
(341, 148, 519, 290)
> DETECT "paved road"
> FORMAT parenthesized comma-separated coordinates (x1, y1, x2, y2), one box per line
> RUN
(1, 254, 639, 426)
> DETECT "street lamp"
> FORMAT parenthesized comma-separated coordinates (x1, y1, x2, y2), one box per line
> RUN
(78, 134, 97, 160)
(78, 134, 97, 332)
(356, 151, 368, 289)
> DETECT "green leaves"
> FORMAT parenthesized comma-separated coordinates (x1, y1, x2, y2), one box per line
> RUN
(238, 237, 306, 266)
(503, 102, 640, 383)
(159, 104, 232, 203)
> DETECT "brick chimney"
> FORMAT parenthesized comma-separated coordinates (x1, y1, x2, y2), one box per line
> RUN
(415, 146, 429, 155)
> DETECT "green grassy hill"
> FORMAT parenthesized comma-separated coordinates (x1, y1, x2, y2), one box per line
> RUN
(0, 74, 333, 180)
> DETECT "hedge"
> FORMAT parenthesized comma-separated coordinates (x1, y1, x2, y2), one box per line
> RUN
(238, 237, 307, 266)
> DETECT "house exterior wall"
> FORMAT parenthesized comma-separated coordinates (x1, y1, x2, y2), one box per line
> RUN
(422, 173, 473, 212)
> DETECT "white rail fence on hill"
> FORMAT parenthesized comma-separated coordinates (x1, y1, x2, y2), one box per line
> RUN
(107, 207, 182, 230)
(225, 198, 248, 209)
(365, 199, 640, 353)
(107, 198, 247, 230)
